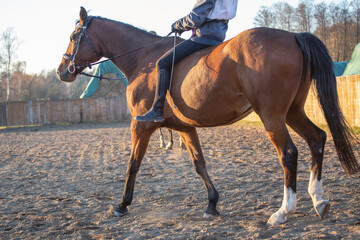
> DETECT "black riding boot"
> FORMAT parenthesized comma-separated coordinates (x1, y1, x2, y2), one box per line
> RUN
(135, 69, 170, 122)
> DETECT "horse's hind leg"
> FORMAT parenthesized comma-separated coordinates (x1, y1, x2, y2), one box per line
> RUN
(262, 117, 298, 226)
(166, 130, 173, 149)
(286, 107, 330, 219)
(178, 127, 219, 217)
(114, 120, 155, 216)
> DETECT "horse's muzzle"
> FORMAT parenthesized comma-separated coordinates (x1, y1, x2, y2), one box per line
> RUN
(57, 67, 74, 82)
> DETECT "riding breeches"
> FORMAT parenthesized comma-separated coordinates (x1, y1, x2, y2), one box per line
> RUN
(156, 39, 211, 74)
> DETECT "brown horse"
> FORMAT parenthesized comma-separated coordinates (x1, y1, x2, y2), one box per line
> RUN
(57, 7, 359, 225)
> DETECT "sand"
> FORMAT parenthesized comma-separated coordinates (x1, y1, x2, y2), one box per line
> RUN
(0, 122, 359, 239)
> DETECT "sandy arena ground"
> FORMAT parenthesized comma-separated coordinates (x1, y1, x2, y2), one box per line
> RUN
(0, 122, 359, 239)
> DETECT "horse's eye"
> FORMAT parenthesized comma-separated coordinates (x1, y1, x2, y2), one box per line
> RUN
(70, 35, 76, 42)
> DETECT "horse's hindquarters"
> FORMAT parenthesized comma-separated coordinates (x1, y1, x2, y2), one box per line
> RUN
(168, 44, 252, 127)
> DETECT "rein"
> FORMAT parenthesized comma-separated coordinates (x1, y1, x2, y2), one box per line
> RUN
(75, 37, 172, 81)
(75, 42, 158, 81)
(167, 32, 178, 110)
(63, 16, 163, 80)
(77, 70, 127, 81)
(68, 20, 177, 82)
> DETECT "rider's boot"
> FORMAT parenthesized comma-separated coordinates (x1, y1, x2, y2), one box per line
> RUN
(135, 69, 169, 122)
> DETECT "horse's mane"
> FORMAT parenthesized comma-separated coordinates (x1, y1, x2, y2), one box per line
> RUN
(90, 16, 162, 38)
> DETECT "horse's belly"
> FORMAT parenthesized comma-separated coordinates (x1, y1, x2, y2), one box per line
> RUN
(168, 90, 253, 127)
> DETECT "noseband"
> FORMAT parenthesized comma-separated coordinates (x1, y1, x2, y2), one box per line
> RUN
(63, 17, 99, 73)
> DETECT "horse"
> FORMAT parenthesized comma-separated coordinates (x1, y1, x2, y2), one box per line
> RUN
(57, 7, 359, 226)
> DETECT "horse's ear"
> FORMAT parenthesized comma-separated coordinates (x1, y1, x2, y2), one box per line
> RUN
(79, 6, 88, 25)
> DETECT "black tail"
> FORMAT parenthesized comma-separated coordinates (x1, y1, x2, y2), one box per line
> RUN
(295, 32, 360, 175)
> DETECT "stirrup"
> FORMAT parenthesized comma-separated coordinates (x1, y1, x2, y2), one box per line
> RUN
(135, 109, 164, 123)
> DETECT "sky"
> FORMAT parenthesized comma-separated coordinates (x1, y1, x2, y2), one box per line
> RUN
(0, 0, 342, 74)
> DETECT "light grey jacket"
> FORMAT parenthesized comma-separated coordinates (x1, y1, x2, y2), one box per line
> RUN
(172, 0, 238, 45)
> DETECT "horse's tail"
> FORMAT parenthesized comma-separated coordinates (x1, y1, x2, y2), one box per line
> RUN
(295, 32, 360, 175)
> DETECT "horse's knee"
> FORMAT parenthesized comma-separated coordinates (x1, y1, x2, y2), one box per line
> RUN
(280, 143, 298, 190)
(280, 143, 298, 170)
(127, 160, 141, 176)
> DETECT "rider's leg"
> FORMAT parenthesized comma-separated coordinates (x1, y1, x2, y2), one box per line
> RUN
(135, 40, 210, 122)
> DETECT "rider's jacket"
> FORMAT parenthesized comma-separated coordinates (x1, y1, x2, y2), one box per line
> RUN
(172, 0, 238, 45)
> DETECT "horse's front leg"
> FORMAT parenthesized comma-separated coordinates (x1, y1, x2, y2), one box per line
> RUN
(159, 128, 165, 148)
(179, 127, 219, 217)
(114, 120, 155, 216)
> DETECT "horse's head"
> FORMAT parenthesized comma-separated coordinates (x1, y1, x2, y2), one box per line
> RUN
(57, 7, 102, 82)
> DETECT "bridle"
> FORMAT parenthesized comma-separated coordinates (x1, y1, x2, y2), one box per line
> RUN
(63, 17, 100, 73)
(62, 16, 178, 88)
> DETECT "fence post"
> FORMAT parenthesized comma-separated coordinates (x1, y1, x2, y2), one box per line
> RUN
(0, 102, 7, 126)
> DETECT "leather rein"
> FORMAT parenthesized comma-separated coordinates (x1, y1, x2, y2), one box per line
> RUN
(62, 16, 176, 82)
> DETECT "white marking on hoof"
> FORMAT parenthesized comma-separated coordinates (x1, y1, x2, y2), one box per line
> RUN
(267, 186, 296, 226)
(166, 142, 173, 150)
(203, 212, 217, 218)
(315, 200, 330, 219)
(308, 170, 330, 218)
(267, 212, 288, 226)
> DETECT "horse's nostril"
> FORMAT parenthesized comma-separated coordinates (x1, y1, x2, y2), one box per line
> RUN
(56, 69, 62, 80)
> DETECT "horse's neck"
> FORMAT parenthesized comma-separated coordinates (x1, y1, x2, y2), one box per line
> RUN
(93, 18, 162, 82)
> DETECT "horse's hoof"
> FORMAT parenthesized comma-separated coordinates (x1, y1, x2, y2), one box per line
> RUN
(315, 200, 330, 219)
(267, 212, 287, 226)
(203, 212, 217, 218)
(113, 206, 128, 217)
(166, 142, 173, 150)
(203, 209, 220, 218)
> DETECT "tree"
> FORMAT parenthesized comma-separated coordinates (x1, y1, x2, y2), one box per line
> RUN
(351, 0, 360, 43)
(252, 1, 359, 62)
(295, 0, 315, 32)
(328, 3, 342, 61)
(314, 2, 329, 45)
(253, 6, 276, 28)
(338, 0, 352, 61)
(272, 2, 295, 31)
(0, 27, 21, 101)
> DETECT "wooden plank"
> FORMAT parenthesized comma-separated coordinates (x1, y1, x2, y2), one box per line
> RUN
(0, 102, 7, 126)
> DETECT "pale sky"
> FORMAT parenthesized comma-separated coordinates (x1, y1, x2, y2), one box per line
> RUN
(0, 0, 342, 74)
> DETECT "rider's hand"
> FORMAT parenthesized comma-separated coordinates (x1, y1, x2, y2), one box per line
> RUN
(191, 29, 196, 37)
(171, 23, 184, 36)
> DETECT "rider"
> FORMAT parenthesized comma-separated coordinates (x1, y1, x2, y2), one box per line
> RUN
(135, 0, 238, 122)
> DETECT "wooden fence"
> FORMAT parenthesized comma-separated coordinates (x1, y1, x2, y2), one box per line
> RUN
(1, 75, 359, 127)
(244, 74, 360, 127)
(0, 96, 131, 127)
